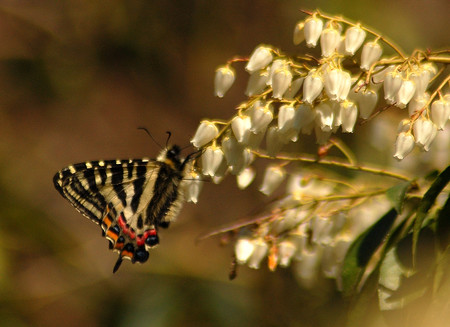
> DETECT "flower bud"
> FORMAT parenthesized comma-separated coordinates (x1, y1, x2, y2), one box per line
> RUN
(431, 99, 450, 130)
(272, 66, 293, 99)
(320, 27, 340, 57)
(201, 146, 224, 176)
(303, 69, 324, 104)
(246, 46, 273, 73)
(259, 165, 286, 195)
(340, 101, 358, 133)
(214, 66, 235, 97)
(191, 121, 218, 148)
(395, 79, 416, 109)
(360, 41, 382, 71)
(245, 69, 270, 96)
(293, 21, 305, 45)
(344, 25, 366, 55)
(231, 115, 252, 144)
(304, 16, 323, 47)
(393, 132, 415, 160)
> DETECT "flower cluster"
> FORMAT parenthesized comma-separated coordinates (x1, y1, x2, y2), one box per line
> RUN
(185, 10, 449, 288)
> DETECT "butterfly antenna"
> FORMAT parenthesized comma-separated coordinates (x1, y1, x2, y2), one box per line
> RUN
(165, 131, 172, 147)
(137, 127, 163, 149)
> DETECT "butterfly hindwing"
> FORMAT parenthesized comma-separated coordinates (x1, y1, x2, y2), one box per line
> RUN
(53, 146, 189, 272)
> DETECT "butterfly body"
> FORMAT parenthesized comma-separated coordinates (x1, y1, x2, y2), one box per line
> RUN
(53, 145, 191, 272)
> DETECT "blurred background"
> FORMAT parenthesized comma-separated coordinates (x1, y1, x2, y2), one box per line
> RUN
(0, 1, 448, 326)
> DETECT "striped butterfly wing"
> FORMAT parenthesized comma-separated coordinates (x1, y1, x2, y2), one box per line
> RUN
(54, 157, 185, 272)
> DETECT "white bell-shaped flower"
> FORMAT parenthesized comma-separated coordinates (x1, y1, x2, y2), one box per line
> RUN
(344, 25, 366, 55)
(413, 118, 436, 150)
(357, 89, 378, 119)
(303, 69, 324, 104)
(293, 103, 316, 131)
(183, 172, 203, 203)
(222, 135, 244, 166)
(408, 93, 429, 117)
(324, 68, 343, 101)
(250, 101, 273, 133)
(283, 77, 304, 100)
(422, 124, 437, 152)
(293, 21, 305, 45)
(278, 104, 296, 134)
(320, 27, 340, 57)
(304, 16, 323, 47)
(278, 240, 298, 267)
(272, 66, 293, 99)
(383, 70, 403, 104)
(315, 102, 334, 132)
(231, 115, 252, 144)
(248, 239, 269, 269)
(230, 148, 253, 175)
(410, 68, 431, 99)
(214, 66, 235, 97)
(340, 101, 358, 133)
(245, 69, 270, 96)
(247, 130, 265, 149)
(235, 238, 256, 264)
(237, 167, 256, 190)
(267, 59, 286, 86)
(259, 165, 286, 195)
(431, 99, 450, 130)
(395, 79, 416, 109)
(201, 146, 224, 177)
(393, 132, 415, 160)
(191, 121, 219, 148)
(245, 46, 273, 73)
(360, 41, 382, 71)
(266, 126, 284, 156)
(338, 71, 351, 101)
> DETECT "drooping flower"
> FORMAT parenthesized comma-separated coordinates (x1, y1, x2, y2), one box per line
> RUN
(304, 16, 323, 47)
(191, 121, 219, 148)
(344, 25, 366, 55)
(246, 46, 274, 73)
(360, 41, 382, 71)
(214, 66, 235, 97)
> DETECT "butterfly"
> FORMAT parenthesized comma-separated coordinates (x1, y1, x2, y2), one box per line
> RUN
(53, 145, 197, 273)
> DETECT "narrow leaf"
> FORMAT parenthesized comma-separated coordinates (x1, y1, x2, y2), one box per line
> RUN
(386, 181, 413, 214)
(341, 208, 398, 296)
(412, 166, 450, 265)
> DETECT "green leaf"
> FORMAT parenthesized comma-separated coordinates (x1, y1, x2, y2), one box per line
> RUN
(386, 181, 413, 214)
(436, 194, 450, 251)
(341, 208, 398, 296)
(412, 166, 450, 266)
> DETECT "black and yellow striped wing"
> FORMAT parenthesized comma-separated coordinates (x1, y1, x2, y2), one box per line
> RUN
(53, 154, 186, 272)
